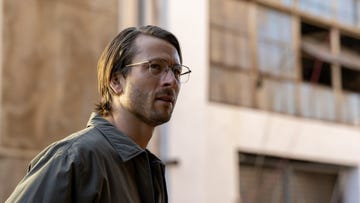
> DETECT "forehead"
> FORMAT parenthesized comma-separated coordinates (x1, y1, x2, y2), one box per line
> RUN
(133, 34, 180, 63)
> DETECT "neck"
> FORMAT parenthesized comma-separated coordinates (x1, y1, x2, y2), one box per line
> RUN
(104, 109, 155, 149)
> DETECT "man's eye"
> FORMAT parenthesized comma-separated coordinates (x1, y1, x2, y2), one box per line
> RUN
(149, 63, 163, 74)
(172, 66, 182, 77)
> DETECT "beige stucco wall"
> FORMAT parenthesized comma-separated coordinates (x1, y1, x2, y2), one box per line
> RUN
(167, 0, 360, 203)
(167, 0, 210, 202)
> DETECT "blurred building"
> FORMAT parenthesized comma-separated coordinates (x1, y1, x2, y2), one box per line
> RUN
(1, 0, 360, 203)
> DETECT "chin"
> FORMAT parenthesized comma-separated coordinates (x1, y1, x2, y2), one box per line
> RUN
(148, 115, 172, 126)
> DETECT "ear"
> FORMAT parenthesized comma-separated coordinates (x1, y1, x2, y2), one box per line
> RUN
(110, 74, 124, 95)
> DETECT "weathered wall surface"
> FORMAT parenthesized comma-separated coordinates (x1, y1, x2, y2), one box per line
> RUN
(0, 0, 118, 200)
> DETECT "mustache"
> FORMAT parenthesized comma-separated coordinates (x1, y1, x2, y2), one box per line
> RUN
(155, 88, 177, 100)
(157, 88, 175, 96)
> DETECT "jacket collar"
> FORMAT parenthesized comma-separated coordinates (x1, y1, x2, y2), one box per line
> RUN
(86, 112, 146, 162)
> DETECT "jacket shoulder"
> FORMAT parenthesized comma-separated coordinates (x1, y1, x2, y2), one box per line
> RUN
(29, 126, 110, 169)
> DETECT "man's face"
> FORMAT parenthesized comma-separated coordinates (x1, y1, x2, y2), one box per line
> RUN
(119, 35, 181, 126)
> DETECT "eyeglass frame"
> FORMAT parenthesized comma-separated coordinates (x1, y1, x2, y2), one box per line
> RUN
(124, 59, 192, 83)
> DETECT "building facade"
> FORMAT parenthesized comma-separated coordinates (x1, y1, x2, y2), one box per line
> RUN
(2, 0, 360, 202)
(169, 0, 360, 202)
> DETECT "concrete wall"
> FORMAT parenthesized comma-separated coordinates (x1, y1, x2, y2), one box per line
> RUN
(0, 0, 118, 201)
(167, 0, 210, 202)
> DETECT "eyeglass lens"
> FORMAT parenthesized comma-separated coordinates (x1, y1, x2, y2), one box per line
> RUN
(148, 60, 190, 83)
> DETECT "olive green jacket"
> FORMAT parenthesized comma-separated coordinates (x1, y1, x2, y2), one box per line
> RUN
(6, 113, 167, 203)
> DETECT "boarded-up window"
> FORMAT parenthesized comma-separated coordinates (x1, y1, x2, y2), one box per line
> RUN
(239, 153, 342, 203)
(209, 0, 253, 107)
(240, 165, 285, 203)
(291, 169, 339, 203)
(210, 0, 251, 70)
(209, 66, 253, 107)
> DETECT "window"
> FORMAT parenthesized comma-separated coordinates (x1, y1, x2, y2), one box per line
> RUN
(209, 0, 360, 125)
(257, 7, 295, 79)
(256, 7, 296, 114)
(299, 0, 333, 19)
(338, 33, 360, 124)
(300, 22, 332, 87)
(209, 0, 253, 107)
(337, 0, 360, 26)
(239, 153, 343, 203)
(301, 54, 332, 86)
(299, 22, 336, 121)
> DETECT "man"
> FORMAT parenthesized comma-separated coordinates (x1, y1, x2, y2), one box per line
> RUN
(6, 25, 191, 203)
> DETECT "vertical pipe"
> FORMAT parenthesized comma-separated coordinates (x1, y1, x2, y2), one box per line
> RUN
(138, 0, 145, 26)
(158, 0, 168, 28)
(0, 0, 3, 145)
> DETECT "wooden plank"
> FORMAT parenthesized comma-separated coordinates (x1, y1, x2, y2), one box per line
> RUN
(257, 79, 296, 114)
(301, 37, 360, 71)
(341, 92, 360, 125)
(249, 2, 259, 108)
(299, 84, 336, 121)
(209, 66, 253, 107)
(293, 15, 301, 116)
(209, 27, 223, 64)
(330, 28, 342, 122)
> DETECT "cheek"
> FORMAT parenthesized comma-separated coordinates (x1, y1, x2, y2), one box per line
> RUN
(175, 85, 180, 96)
(129, 81, 155, 101)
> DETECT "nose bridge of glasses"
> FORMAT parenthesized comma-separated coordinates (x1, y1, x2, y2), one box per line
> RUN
(161, 66, 178, 81)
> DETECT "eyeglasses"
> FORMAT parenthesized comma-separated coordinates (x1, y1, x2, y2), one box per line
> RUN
(125, 59, 192, 83)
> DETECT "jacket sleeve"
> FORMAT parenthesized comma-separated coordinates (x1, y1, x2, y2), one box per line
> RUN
(5, 146, 77, 203)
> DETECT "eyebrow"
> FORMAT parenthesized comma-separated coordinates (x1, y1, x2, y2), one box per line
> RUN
(149, 58, 181, 66)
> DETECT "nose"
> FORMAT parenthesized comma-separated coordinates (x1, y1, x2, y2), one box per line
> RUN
(161, 69, 179, 87)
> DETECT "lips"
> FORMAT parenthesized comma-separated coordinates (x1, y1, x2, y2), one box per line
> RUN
(155, 89, 176, 105)
(156, 95, 175, 103)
